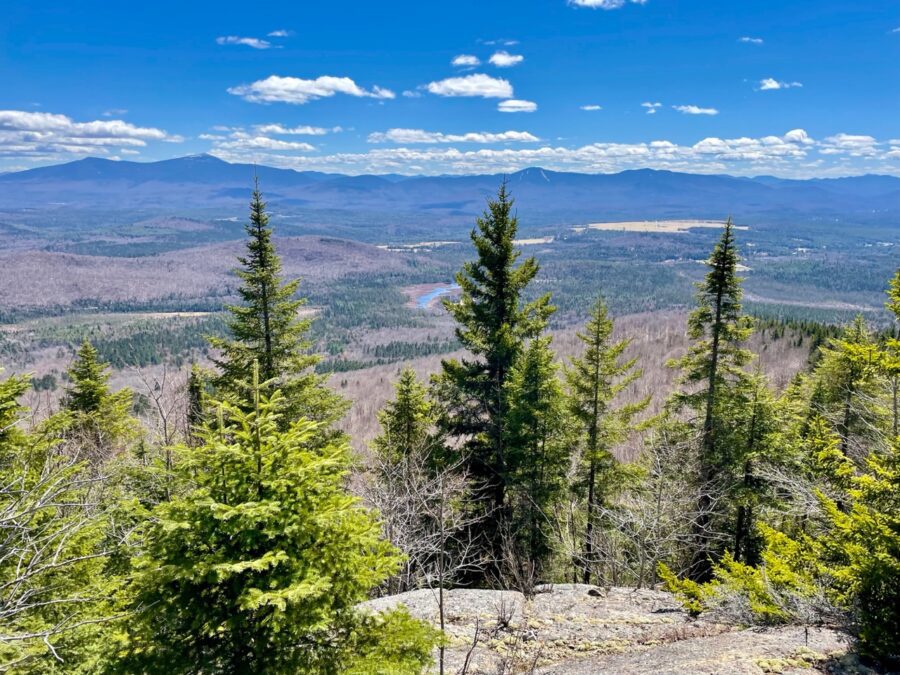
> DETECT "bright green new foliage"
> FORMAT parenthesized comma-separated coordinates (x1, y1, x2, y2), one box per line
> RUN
(809, 316, 887, 457)
(63, 339, 137, 455)
(664, 424, 900, 665)
(0, 371, 119, 672)
(882, 269, 900, 436)
(211, 180, 346, 427)
(116, 372, 435, 674)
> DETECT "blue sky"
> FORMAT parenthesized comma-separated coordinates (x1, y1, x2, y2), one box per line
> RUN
(1, 0, 897, 176)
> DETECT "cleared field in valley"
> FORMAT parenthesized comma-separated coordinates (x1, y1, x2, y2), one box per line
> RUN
(584, 219, 748, 234)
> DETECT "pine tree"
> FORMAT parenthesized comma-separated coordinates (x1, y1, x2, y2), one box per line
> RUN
(436, 181, 554, 568)
(565, 297, 649, 583)
(505, 335, 571, 574)
(669, 219, 754, 580)
(116, 369, 436, 673)
(63, 339, 136, 458)
(210, 179, 346, 427)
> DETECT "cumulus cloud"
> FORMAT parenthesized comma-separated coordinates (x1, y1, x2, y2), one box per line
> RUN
(203, 128, 317, 154)
(784, 128, 813, 144)
(267, 29, 292, 37)
(0, 110, 181, 161)
(452, 54, 481, 67)
(216, 36, 272, 49)
(739, 36, 764, 44)
(368, 128, 539, 144)
(820, 133, 878, 156)
(426, 74, 513, 98)
(673, 104, 719, 115)
(758, 78, 803, 90)
(489, 51, 524, 67)
(568, 0, 648, 8)
(498, 99, 537, 113)
(216, 133, 315, 152)
(209, 128, 864, 177)
(228, 75, 395, 104)
(254, 124, 341, 135)
(641, 102, 662, 114)
(580, 105, 603, 111)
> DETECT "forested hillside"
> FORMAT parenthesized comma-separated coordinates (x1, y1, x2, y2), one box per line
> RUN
(1, 182, 898, 673)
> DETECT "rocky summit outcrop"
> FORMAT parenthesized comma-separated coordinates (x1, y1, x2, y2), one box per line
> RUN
(363, 584, 865, 674)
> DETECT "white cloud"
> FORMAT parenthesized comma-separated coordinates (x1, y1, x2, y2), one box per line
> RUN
(892, 27, 900, 33)
(580, 105, 603, 111)
(216, 36, 272, 49)
(402, 90, 423, 98)
(426, 74, 513, 98)
(784, 128, 814, 144)
(673, 104, 719, 115)
(739, 36, 764, 44)
(368, 128, 540, 144)
(101, 108, 128, 117)
(209, 128, 853, 177)
(498, 99, 538, 113)
(641, 102, 662, 114)
(489, 51, 524, 67)
(267, 29, 292, 37)
(216, 134, 315, 152)
(758, 78, 803, 91)
(228, 75, 395, 104)
(254, 124, 341, 135)
(568, 0, 648, 8)
(820, 133, 878, 156)
(452, 54, 481, 67)
(0, 110, 181, 161)
(203, 129, 316, 154)
(120, 148, 140, 155)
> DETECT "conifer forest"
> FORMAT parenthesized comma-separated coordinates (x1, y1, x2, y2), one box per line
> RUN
(1, 178, 898, 673)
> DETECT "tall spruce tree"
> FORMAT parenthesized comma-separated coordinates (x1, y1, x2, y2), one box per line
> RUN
(63, 339, 136, 458)
(436, 181, 554, 569)
(210, 179, 346, 427)
(726, 369, 780, 565)
(185, 363, 206, 444)
(116, 369, 435, 673)
(810, 316, 886, 458)
(373, 367, 436, 464)
(505, 335, 570, 574)
(565, 298, 649, 583)
(669, 218, 754, 580)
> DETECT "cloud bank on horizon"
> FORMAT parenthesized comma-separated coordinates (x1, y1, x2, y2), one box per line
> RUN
(0, 0, 897, 178)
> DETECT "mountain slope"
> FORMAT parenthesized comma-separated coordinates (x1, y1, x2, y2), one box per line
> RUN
(1, 155, 898, 223)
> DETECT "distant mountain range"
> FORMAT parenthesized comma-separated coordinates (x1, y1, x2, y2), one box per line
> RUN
(2, 154, 899, 225)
